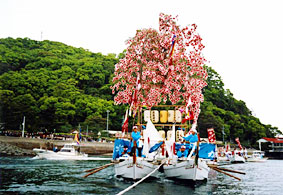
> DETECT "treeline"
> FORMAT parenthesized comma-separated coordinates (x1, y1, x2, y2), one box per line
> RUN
(0, 38, 280, 146)
(0, 37, 125, 135)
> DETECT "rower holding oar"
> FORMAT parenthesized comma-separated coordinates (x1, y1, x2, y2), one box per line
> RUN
(183, 129, 198, 154)
(183, 129, 198, 144)
(130, 126, 143, 157)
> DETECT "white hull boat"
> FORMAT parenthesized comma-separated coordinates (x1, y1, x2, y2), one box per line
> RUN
(230, 154, 245, 163)
(33, 143, 90, 160)
(246, 150, 268, 162)
(115, 157, 160, 180)
(246, 157, 267, 162)
(163, 159, 209, 181)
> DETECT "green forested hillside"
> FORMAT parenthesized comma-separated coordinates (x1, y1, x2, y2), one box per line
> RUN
(0, 38, 280, 146)
(0, 37, 124, 134)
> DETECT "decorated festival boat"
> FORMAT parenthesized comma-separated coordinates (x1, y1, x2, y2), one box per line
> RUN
(230, 138, 246, 163)
(111, 13, 211, 181)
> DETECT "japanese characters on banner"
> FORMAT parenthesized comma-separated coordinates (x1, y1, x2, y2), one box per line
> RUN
(111, 13, 207, 124)
(235, 137, 243, 150)
(207, 128, 216, 143)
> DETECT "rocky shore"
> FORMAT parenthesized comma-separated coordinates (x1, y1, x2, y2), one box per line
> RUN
(0, 141, 36, 156)
(0, 136, 114, 156)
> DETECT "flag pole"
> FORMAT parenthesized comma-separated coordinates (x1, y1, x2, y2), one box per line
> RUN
(22, 116, 25, 137)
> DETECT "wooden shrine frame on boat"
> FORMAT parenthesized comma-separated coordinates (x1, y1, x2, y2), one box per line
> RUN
(136, 104, 189, 131)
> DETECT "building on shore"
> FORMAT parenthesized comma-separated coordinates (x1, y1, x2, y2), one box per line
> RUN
(258, 135, 283, 159)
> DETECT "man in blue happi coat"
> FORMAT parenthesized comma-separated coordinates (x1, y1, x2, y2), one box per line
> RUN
(182, 129, 198, 156)
(177, 145, 188, 158)
(130, 125, 143, 157)
(183, 129, 198, 144)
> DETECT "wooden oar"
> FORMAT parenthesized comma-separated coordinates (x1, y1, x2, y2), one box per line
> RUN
(82, 162, 116, 178)
(207, 164, 246, 175)
(211, 167, 241, 181)
(84, 162, 115, 173)
(194, 133, 200, 166)
(216, 167, 245, 175)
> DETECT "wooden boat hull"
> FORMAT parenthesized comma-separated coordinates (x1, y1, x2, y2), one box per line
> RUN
(115, 157, 159, 180)
(163, 159, 209, 181)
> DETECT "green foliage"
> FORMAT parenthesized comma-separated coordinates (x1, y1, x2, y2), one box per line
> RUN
(0, 37, 123, 133)
(0, 38, 280, 148)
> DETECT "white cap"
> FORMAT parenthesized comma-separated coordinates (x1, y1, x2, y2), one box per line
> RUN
(190, 123, 197, 133)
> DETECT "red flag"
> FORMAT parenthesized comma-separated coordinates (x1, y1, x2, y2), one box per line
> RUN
(122, 109, 129, 133)
(207, 128, 216, 143)
(225, 143, 230, 152)
(129, 75, 141, 116)
(122, 117, 129, 133)
(235, 137, 243, 150)
(181, 111, 194, 123)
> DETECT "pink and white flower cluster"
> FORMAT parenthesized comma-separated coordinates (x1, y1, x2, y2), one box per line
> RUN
(111, 13, 207, 123)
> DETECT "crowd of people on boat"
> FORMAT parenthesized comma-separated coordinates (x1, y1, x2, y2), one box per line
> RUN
(117, 125, 199, 159)
(217, 147, 249, 158)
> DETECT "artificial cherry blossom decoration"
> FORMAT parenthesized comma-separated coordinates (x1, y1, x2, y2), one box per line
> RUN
(111, 13, 208, 123)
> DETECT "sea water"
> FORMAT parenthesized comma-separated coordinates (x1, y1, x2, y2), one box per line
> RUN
(0, 157, 282, 194)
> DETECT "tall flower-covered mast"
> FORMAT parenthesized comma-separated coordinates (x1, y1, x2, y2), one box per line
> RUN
(111, 13, 207, 126)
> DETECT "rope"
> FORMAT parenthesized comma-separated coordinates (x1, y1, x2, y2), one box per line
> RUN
(116, 162, 164, 195)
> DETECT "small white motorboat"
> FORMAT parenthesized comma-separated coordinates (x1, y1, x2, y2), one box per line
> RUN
(33, 143, 89, 160)
(246, 150, 267, 162)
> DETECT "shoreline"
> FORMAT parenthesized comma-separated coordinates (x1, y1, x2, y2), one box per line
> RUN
(0, 136, 114, 156)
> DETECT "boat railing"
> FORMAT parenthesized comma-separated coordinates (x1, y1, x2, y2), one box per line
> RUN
(187, 142, 197, 160)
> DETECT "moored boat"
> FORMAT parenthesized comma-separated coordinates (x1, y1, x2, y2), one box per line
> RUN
(246, 150, 267, 162)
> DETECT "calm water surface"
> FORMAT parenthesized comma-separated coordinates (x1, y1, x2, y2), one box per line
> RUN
(0, 156, 282, 194)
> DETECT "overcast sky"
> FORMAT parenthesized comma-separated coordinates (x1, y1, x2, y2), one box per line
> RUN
(1, 0, 283, 132)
